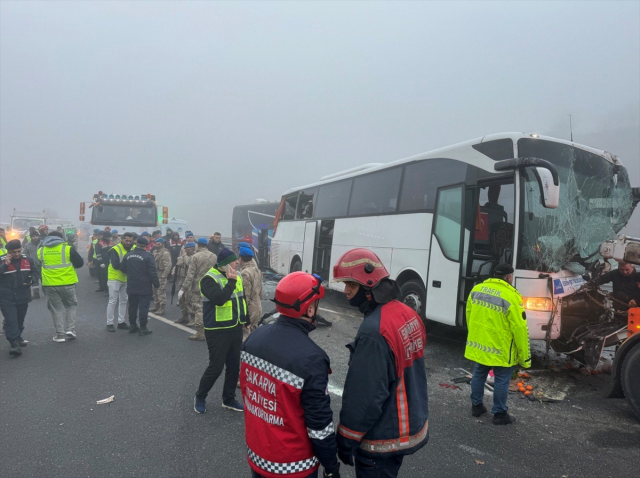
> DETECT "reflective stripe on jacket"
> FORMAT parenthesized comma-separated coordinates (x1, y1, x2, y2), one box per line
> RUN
(199, 268, 247, 330)
(38, 243, 78, 286)
(464, 278, 531, 368)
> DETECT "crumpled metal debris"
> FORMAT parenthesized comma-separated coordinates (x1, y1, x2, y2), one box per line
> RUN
(96, 395, 115, 405)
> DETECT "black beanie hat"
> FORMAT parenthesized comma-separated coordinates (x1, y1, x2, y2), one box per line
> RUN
(6, 239, 22, 251)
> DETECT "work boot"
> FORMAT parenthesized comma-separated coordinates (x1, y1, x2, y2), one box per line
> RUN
(492, 412, 516, 425)
(9, 341, 22, 357)
(117, 322, 130, 330)
(471, 403, 488, 417)
(128, 325, 140, 334)
(106, 325, 116, 332)
(17, 338, 29, 347)
(189, 329, 205, 341)
(149, 307, 158, 314)
(155, 307, 165, 316)
(174, 316, 190, 325)
(139, 326, 153, 336)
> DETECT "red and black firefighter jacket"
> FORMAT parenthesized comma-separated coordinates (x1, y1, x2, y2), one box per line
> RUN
(337, 282, 429, 458)
(240, 316, 340, 478)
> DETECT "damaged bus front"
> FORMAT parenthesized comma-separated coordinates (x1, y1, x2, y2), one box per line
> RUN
(512, 138, 637, 367)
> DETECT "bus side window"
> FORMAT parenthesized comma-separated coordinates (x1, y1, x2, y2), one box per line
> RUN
(282, 194, 298, 221)
(296, 188, 317, 219)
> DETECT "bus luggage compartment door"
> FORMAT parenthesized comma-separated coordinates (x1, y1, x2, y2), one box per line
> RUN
(302, 221, 318, 274)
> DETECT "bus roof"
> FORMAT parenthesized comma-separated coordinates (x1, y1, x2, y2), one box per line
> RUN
(283, 132, 616, 195)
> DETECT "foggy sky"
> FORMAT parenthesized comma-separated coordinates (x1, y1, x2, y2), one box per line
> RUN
(1, 0, 639, 236)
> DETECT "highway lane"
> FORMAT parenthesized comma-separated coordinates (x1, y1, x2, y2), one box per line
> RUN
(1, 261, 639, 477)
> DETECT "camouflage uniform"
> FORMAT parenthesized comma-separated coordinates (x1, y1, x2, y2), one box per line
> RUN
(174, 252, 194, 323)
(151, 247, 172, 315)
(181, 247, 216, 339)
(240, 258, 263, 341)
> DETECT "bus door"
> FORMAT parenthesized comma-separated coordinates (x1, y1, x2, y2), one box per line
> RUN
(425, 185, 464, 326)
(301, 221, 318, 274)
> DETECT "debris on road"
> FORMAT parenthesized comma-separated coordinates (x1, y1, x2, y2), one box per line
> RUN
(475, 459, 485, 465)
(439, 383, 460, 390)
(96, 395, 115, 404)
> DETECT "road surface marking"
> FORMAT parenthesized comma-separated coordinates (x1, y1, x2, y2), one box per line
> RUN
(148, 312, 193, 333)
(328, 382, 344, 397)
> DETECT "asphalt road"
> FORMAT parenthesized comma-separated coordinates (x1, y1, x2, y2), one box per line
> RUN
(1, 257, 639, 477)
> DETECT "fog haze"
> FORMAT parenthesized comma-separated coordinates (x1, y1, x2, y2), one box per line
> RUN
(1, 1, 638, 236)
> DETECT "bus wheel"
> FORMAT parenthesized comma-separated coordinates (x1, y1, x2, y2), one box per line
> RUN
(399, 280, 434, 332)
(291, 257, 302, 273)
(621, 342, 640, 421)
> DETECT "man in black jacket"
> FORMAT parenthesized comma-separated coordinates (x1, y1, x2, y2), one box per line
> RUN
(597, 261, 640, 309)
(0, 240, 36, 357)
(120, 237, 159, 336)
(207, 232, 225, 256)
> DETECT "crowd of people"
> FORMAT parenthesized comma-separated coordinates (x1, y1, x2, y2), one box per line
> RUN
(1, 224, 639, 478)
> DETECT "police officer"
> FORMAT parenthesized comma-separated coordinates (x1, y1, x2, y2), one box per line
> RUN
(465, 263, 530, 425)
(111, 230, 121, 246)
(174, 241, 196, 325)
(106, 232, 136, 332)
(120, 237, 159, 336)
(238, 246, 262, 341)
(241, 271, 340, 478)
(333, 248, 429, 477)
(193, 247, 246, 414)
(0, 240, 36, 356)
(179, 237, 217, 341)
(39, 231, 84, 342)
(150, 238, 172, 316)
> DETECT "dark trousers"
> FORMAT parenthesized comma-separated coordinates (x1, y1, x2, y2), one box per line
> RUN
(251, 469, 318, 478)
(195, 325, 242, 403)
(98, 263, 108, 290)
(0, 302, 28, 342)
(128, 294, 151, 327)
(354, 451, 404, 478)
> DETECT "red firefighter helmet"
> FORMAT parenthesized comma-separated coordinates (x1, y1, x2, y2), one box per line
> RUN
(273, 272, 325, 318)
(332, 248, 390, 288)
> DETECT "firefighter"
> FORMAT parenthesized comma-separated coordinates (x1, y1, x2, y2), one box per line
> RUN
(333, 248, 429, 478)
(240, 271, 340, 478)
(0, 240, 36, 357)
(465, 263, 530, 425)
(150, 238, 172, 316)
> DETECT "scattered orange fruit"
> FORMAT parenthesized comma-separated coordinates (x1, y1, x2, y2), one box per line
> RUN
(518, 387, 526, 392)
(524, 391, 531, 396)
(523, 373, 530, 379)
(526, 385, 533, 391)
(516, 382, 524, 388)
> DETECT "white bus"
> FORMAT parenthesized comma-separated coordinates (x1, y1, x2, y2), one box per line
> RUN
(270, 133, 637, 365)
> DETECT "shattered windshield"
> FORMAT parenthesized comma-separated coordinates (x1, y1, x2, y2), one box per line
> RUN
(517, 139, 633, 272)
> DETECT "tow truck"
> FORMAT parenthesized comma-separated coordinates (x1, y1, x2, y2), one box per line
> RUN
(80, 192, 168, 230)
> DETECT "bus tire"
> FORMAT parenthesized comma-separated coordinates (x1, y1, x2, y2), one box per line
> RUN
(291, 257, 302, 273)
(399, 280, 435, 332)
(621, 342, 640, 421)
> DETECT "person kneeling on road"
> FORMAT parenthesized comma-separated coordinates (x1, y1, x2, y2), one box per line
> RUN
(120, 237, 159, 336)
(465, 263, 531, 425)
(240, 271, 340, 478)
(193, 248, 246, 414)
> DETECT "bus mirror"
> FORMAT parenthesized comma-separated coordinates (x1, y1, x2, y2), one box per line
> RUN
(494, 157, 560, 209)
(535, 167, 559, 209)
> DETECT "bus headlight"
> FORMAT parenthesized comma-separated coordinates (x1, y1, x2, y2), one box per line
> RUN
(523, 297, 553, 312)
